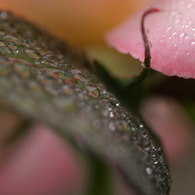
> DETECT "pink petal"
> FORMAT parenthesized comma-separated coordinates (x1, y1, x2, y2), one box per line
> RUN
(140, 97, 193, 164)
(106, 0, 195, 78)
(0, 124, 84, 195)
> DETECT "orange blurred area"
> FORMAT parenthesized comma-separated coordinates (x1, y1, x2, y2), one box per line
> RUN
(0, 0, 150, 46)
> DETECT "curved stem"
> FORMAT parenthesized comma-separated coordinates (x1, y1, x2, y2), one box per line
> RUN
(141, 8, 161, 68)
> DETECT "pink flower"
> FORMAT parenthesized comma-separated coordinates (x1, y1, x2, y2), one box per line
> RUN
(106, 0, 195, 78)
(0, 124, 85, 195)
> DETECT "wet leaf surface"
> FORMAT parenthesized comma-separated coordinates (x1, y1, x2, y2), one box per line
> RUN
(0, 11, 171, 195)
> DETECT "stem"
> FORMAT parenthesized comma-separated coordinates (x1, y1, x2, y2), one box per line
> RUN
(141, 8, 161, 68)
(85, 153, 113, 195)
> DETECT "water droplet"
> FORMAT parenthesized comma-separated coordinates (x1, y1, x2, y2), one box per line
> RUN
(86, 86, 99, 98)
(1, 47, 11, 54)
(154, 161, 159, 165)
(116, 103, 120, 107)
(2, 35, 21, 53)
(139, 124, 144, 128)
(166, 26, 171, 32)
(148, 41, 152, 48)
(187, 3, 192, 8)
(109, 122, 116, 131)
(185, 35, 189, 40)
(109, 111, 114, 118)
(3, 35, 18, 43)
(25, 49, 40, 60)
(175, 19, 180, 25)
(0, 31, 5, 36)
(172, 32, 177, 37)
(42, 51, 58, 66)
(21, 39, 30, 48)
(101, 89, 106, 95)
(94, 104, 100, 109)
(144, 146, 151, 151)
(141, 131, 149, 139)
(8, 43, 18, 50)
(0, 12, 8, 19)
(71, 69, 81, 74)
(0, 41, 5, 47)
(73, 74, 83, 82)
(141, 62, 147, 68)
(35, 60, 40, 65)
(145, 167, 153, 175)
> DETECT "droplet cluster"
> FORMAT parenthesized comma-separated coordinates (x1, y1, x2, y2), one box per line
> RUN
(158, 0, 195, 58)
(0, 11, 171, 194)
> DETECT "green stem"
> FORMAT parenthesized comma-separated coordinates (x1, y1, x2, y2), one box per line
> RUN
(85, 153, 113, 195)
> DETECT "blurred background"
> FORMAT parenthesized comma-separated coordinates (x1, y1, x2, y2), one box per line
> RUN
(0, 0, 195, 195)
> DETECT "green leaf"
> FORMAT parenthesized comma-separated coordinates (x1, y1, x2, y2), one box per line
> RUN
(0, 11, 171, 195)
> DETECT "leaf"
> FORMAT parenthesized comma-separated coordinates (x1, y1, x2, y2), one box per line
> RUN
(0, 11, 171, 194)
